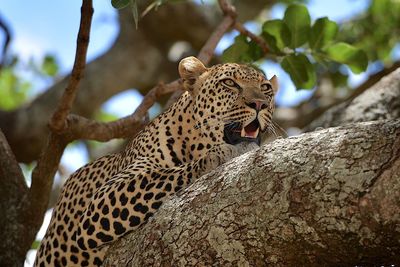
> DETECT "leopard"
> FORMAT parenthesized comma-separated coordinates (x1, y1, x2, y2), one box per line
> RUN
(34, 56, 278, 267)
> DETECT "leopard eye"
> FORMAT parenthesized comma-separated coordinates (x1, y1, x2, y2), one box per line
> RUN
(261, 83, 273, 91)
(221, 79, 241, 91)
(221, 78, 236, 87)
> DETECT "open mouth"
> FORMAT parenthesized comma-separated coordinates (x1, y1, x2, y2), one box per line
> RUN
(223, 119, 261, 145)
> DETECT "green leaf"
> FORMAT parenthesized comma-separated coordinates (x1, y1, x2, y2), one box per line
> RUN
(283, 4, 311, 48)
(247, 40, 264, 62)
(31, 240, 41, 250)
(0, 68, 31, 110)
(324, 42, 368, 73)
(370, 0, 390, 17)
(262, 19, 291, 52)
(281, 53, 316, 89)
(222, 35, 250, 63)
(111, 0, 130, 9)
(41, 55, 59, 77)
(309, 17, 338, 50)
(330, 71, 348, 88)
(95, 109, 119, 122)
(131, 0, 139, 28)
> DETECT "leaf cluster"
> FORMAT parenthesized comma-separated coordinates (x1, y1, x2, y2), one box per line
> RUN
(339, 0, 400, 64)
(223, 4, 368, 89)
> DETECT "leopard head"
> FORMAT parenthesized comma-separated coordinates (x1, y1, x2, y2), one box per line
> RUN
(179, 56, 278, 146)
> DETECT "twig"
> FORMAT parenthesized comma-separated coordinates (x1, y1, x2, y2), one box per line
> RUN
(233, 22, 269, 54)
(0, 14, 11, 69)
(49, 0, 94, 132)
(217, 0, 237, 17)
(217, 0, 269, 56)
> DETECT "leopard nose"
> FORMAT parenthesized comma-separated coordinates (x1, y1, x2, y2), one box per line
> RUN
(245, 100, 268, 111)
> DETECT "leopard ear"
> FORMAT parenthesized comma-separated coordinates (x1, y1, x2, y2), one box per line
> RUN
(269, 75, 278, 94)
(179, 56, 207, 91)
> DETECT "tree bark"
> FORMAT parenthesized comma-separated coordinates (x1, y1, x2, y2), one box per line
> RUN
(306, 67, 400, 131)
(0, 129, 29, 266)
(104, 119, 400, 267)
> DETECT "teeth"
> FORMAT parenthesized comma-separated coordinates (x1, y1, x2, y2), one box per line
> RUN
(241, 127, 259, 138)
(241, 127, 246, 137)
(253, 128, 260, 138)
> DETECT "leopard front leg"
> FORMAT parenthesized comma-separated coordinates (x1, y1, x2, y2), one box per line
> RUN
(75, 142, 257, 252)
(75, 160, 198, 251)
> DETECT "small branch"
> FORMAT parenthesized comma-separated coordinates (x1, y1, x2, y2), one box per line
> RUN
(217, 0, 269, 56)
(49, 0, 94, 132)
(65, 80, 182, 141)
(233, 22, 269, 54)
(197, 16, 235, 64)
(217, 0, 237, 17)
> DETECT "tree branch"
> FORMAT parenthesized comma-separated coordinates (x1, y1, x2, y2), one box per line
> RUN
(0, 129, 30, 265)
(197, 16, 235, 63)
(49, 0, 93, 132)
(0, 13, 11, 69)
(306, 67, 400, 131)
(233, 21, 269, 54)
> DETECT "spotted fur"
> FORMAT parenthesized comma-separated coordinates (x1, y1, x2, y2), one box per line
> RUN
(34, 57, 278, 266)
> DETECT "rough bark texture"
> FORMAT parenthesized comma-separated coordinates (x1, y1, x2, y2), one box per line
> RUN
(307, 68, 400, 130)
(0, 129, 29, 266)
(104, 119, 400, 267)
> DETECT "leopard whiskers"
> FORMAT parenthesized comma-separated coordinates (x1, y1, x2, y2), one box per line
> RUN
(266, 123, 278, 137)
(272, 120, 288, 137)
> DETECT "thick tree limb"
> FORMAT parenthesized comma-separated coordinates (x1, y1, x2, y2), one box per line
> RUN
(274, 62, 400, 131)
(307, 67, 400, 130)
(0, 129, 28, 264)
(105, 119, 400, 266)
